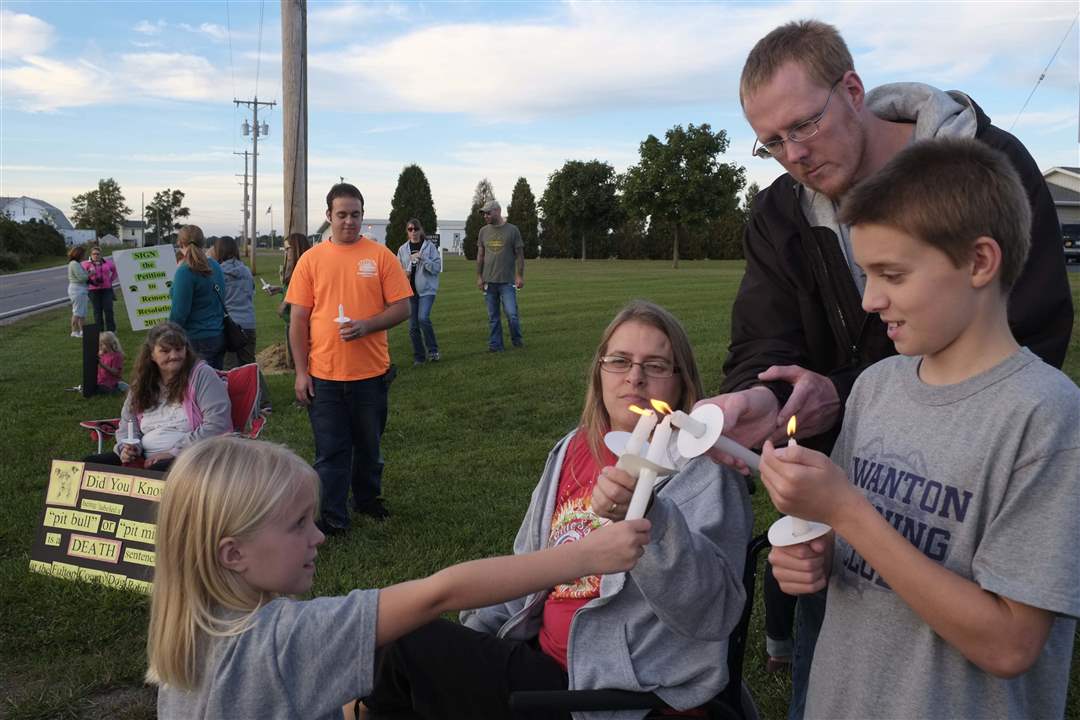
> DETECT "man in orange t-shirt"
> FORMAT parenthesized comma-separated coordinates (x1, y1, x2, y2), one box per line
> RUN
(286, 183, 411, 531)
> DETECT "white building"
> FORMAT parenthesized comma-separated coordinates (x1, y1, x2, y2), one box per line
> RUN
(119, 220, 146, 246)
(1044, 167, 1080, 226)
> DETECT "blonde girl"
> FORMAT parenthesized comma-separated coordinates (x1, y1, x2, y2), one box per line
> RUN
(96, 331, 127, 393)
(148, 436, 650, 719)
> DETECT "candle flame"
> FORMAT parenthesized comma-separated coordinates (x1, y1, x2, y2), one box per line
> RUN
(787, 415, 797, 437)
(628, 404, 653, 417)
(650, 399, 674, 415)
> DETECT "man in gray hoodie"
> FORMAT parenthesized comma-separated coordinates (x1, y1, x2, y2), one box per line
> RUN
(700, 19, 1073, 720)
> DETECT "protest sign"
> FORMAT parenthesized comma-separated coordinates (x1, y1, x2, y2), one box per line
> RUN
(112, 246, 178, 331)
(30, 460, 165, 593)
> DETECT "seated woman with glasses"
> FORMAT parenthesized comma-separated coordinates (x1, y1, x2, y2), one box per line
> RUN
(363, 300, 753, 718)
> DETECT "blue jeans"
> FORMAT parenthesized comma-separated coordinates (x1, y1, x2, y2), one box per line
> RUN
(409, 294, 439, 362)
(307, 374, 389, 529)
(788, 588, 827, 720)
(190, 333, 225, 370)
(484, 282, 523, 351)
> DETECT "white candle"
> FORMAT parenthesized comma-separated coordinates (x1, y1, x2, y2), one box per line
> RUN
(338, 304, 345, 320)
(616, 408, 656, 472)
(669, 410, 706, 438)
(787, 432, 810, 535)
(261, 278, 271, 290)
(126, 420, 138, 445)
(626, 414, 672, 519)
(715, 436, 762, 471)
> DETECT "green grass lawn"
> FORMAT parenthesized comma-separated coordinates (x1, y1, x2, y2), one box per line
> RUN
(2, 256, 1078, 719)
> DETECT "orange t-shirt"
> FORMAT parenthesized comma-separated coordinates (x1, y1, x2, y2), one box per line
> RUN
(285, 239, 412, 381)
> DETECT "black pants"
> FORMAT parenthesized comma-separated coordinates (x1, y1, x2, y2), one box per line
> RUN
(365, 619, 570, 720)
(763, 562, 797, 651)
(89, 288, 116, 331)
(83, 450, 173, 473)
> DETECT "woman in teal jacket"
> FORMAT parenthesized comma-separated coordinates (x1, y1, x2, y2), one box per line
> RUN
(169, 225, 226, 369)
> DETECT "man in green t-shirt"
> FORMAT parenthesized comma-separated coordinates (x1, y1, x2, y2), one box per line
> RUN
(476, 199, 525, 352)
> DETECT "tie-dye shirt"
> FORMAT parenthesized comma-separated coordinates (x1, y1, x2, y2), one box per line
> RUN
(538, 431, 615, 669)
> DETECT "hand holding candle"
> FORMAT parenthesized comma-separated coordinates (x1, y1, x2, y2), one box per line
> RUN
(766, 415, 832, 547)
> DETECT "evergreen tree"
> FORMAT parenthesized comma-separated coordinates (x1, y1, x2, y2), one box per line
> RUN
(463, 178, 495, 260)
(387, 164, 437, 251)
(506, 177, 540, 259)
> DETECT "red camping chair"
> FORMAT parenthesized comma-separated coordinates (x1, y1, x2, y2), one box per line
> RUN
(81, 363, 268, 453)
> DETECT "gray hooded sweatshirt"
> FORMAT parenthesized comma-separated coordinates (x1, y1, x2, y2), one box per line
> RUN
(462, 429, 753, 719)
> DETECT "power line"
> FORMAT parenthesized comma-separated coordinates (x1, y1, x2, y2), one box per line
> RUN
(224, 0, 236, 100)
(254, 0, 266, 96)
(1009, 12, 1078, 132)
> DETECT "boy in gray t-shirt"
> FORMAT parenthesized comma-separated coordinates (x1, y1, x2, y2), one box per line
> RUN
(760, 138, 1080, 719)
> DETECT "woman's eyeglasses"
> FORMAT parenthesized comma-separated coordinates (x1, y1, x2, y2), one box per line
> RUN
(599, 355, 678, 378)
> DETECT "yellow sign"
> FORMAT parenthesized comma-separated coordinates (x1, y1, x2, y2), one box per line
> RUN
(81, 498, 125, 515)
(124, 547, 156, 567)
(46, 460, 83, 507)
(81, 470, 134, 497)
(43, 507, 102, 534)
(115, 519, 156, 545)
(67, 534, 122, 564)
(45, 532, 61, 547)
(130, 477, 166, 502)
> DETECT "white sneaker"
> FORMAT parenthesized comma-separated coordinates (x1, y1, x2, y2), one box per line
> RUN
(71, 331, 83, 338)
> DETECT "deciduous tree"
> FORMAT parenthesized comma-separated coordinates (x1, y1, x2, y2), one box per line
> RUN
(144, 189, 190, 245)
(538, 160, 621, 261)
(70, 178, 132, 240)
(621, 123, 745, 267)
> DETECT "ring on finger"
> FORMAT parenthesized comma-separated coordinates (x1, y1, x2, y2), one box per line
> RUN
(609, 501, 618, 513)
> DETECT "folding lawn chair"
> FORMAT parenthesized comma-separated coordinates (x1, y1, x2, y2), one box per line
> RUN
(80, 363, 269, 453)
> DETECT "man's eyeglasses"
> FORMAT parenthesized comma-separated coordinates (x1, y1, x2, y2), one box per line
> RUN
(599, 355, 678, 378)
(752, 78, 844, 160)
(407, 226, 418, 232)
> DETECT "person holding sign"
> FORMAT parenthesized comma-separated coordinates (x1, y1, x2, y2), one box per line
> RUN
(83, 323, 231, 471)
(363, 301, 752, 718)
(147, 435, 652, 720)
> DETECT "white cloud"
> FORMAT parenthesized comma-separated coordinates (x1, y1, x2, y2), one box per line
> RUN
(0, 10, 55, 59)
(133, 19, 166, 35)
(118, 52, 232, 102)
(1001, 109, 1079, 134)
(308, 2, 410, 42)
(3, 55, 115, 111)
(306, 1, 1078, 120)
(178, 22, 230, 42)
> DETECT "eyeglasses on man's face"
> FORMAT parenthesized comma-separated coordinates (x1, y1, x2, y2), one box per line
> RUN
(752, 77, 844, 160)
(407, 226, 418, 232)
(599, 355, 678, 378)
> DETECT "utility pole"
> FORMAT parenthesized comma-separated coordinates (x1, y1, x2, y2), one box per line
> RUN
(282, 0, 308, 240)
(236, 97, 275, 274)
(234, 150, 251, 250)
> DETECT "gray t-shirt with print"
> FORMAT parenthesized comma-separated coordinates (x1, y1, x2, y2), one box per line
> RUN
(806, 349, 1080, 719)
(478, 222, 523, 284)
(157, 589, 379, 720)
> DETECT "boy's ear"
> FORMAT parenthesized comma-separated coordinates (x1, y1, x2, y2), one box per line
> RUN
(969, 235, 1002, 290)
(218, 536, 248, 574)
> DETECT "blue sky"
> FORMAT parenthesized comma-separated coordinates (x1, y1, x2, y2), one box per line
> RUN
(2, 1, 1077, 237)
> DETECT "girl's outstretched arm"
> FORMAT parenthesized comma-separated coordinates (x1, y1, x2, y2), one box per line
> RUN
(375, 518, 651, 647)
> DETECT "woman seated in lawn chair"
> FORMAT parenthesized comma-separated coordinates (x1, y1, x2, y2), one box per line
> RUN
(363, 300, 753, 719)
(84, 322, 232, 472)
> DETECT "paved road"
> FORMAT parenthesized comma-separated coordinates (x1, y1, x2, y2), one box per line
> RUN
(0, 264, 70, 320)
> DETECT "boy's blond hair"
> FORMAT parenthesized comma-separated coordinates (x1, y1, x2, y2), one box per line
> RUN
(839, 138, 1032, 290)
(740, 19, 853, 106)
(146, 436, 319, 689)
